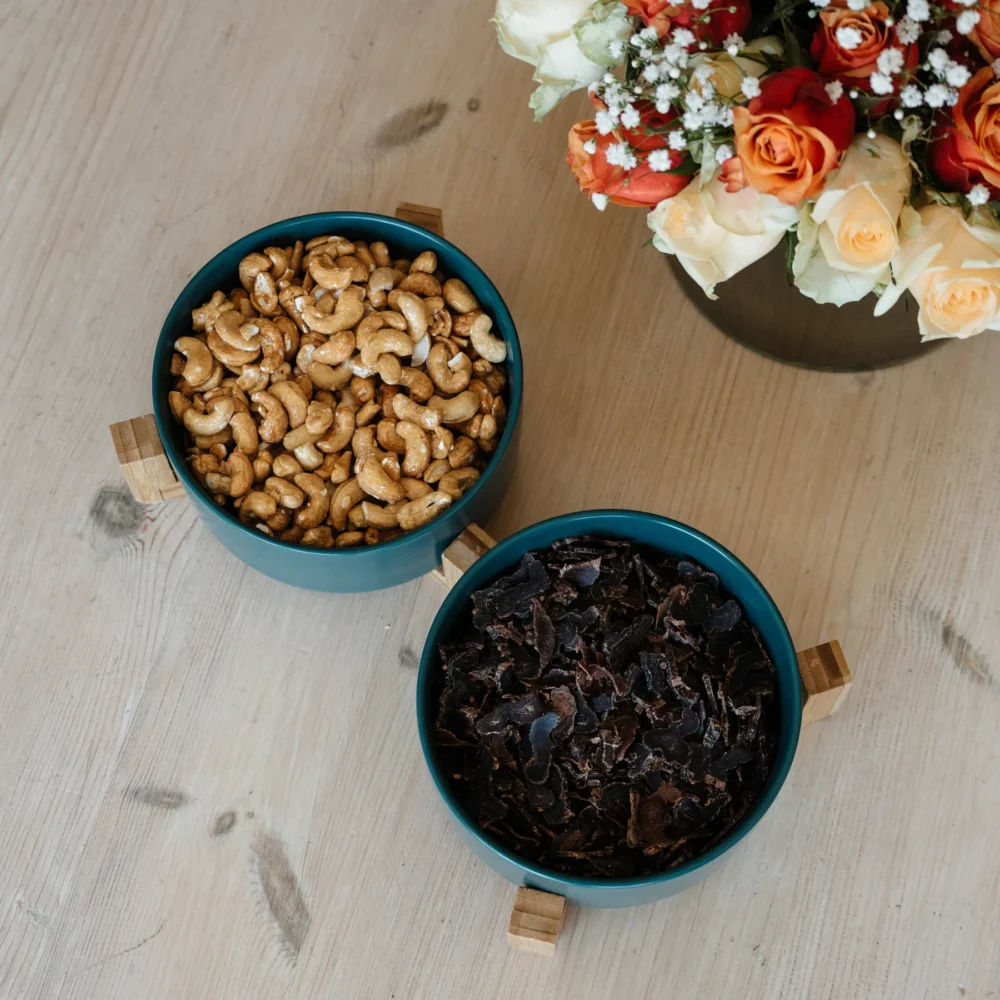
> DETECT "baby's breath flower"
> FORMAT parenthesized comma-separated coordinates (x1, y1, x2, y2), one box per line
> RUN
(620, 104, 641, 129)
(876, 48, 904, 76)
(925, 83, 952, 108)
(936, 28, 953, 44)
(648, 149, 675, 172)
(836, 25, 863, 49)
(870, 72, 894, 95)
(604, 141, 637, 169)
(946, 64, 971, 88)
(691, 0, 711, 8)
(741, 75, 761, 99)
(968, 184, 990, 206)
(608, 39, 625, 60)
(906, 0, 929, 22)
(899, 84, 923, 107)
(668, 130, 688, 150)
(957, 10, 980, 34)
(895, 16, 921, 44)
(847, 0, 867, 8)
(715, 144, 733, 164)
(810, 0, 830, 6)
(927, 48, 949, 74)
(595, 110, 616, 135)
(673, 28, 696, 48)
(724, 33, 745, 56)
(825, 79, 844, 103)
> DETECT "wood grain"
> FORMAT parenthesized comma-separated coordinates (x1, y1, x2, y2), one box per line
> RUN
(1, 1, 999, 998)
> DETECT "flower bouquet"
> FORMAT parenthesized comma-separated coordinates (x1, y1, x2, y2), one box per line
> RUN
(494, 0, 1000, 342)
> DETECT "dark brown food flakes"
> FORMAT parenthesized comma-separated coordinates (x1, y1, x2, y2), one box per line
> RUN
(433, 536, 779, 878)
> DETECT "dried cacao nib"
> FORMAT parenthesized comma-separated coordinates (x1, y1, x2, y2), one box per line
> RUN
(433, 536, 779, 878)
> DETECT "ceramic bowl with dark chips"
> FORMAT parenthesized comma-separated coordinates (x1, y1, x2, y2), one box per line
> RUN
(416, 510, 801, 909)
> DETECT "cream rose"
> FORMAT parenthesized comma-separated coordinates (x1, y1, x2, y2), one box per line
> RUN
(875, 203, 1000, 340)
(649, 178, 798, 299)
(494, 0, 630, 119)
(792, 133, 912, 306)
(689, 36, 784, 99)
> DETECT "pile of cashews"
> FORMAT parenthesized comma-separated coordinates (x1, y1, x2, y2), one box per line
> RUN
(168, 235, 508, 549)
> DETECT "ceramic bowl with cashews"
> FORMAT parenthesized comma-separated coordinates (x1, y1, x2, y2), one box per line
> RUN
(152, 212, 522, 592)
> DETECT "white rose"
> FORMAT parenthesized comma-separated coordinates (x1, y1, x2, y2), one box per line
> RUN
(494, 0, 630, 119)
(649, 179, 798, 299)
(875, 203, 1000, 340)
(689, 36, 784, 100)
(793, 133, 912, 306)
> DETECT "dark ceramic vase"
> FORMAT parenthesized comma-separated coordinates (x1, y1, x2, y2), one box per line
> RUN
(669, 246, 947, 372)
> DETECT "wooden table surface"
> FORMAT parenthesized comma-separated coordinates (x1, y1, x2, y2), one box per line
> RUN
(3, 2, 999, 997)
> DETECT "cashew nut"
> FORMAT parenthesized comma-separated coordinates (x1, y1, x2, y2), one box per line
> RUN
(270, 380, 309, 428)
(312, 330, 355, 366)
(194, 428, 232, 449)
(174, 336, 214, 386)
(293, 473, 330, 528)
(329, 478, 365, 531)
(426, 344, 471, 394)
(359, 328, 413, 368)
(216, 310, 259, 350)
(423, 458, 451, 483)
(274, 315, 299, 360)
(237, 365, 269, 394)
(428, 391, 479, 425)
(272, 453, 303, 478)
(325, 452, 352, 484)
(293, 442, 324, 471)
(220, 452, 254, 497)
(376, 353, 403, 385)
(301, 525, 335, 548)
(191, 291, 234, 332)
(411, 336, 430, 367)
(371, 241, 391, 268)
(381, 452, 401, 481)
(353, 401, 379, 427)
(308, 253, 353, 291)
(284, 422, 323, 450)
(430, 426, 454, 459)
(190, 452, 221, 477)
(169, 390, 192, 423)
(377, 418, 407, 454)
(400, 477, 433, 500)
(395, 421, 430, 477)
(442, 278, 479, 314)
(358, 501, 399, 529)
(391, 291, 428, 342)
(183, 395, 234, 436)
(230, 411, 260, 454)
(308, 359, 354, 391)
(388, 366, 434, 402)
(448, 436, 477, 469)
(335, 530, 365, 548)
(303, 286, 365, 334)
(369, 267, 402, 294)
(397, 491, 451, 531)
(253, 451, 273, 483)
(305, 400, 334, 436)
(357, 456, 405, 503)
(253, 319, 285, 374)
(239, 253, 272, 292)
(264, 476, 306, 509)
(439, 467, 480, 499)
(317, 402, 355, 453)
(469, 313, 507, 363)
(354, 244, 376, 273)
(252, 270, 280, 315)
(392, 393, 440, 430)
(250, 391, 288, 444)
(398, 272, 441, 297)
(238, 490, 278, 523)
(378, 310, 408, 331)
(411, 250, 437, 273)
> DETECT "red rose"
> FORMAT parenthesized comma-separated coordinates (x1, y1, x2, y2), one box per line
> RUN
(732, 68, 857, 203)
(810, 1, 919, 101)
(952, 0, 997, 62)
(567, 109, 691, 208)
(624, 0, 751, 47)
(930, 67, 1000, 195)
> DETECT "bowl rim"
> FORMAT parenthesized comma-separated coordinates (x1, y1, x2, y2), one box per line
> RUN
(416, 508, 801, 892)
(151, 210, 523, 558)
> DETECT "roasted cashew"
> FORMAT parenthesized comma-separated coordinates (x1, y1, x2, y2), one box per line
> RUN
(271, 454, 302, 478)
(480, 413, 498, 441)
(183, 395, 234, 436)
(307, 359, 354, 391)
(335, 254, 368, 283)
(430, 426, 454, 459)
(305, 400, 334, 436)
(335, 530, 365, 548)
(397, 491, 451, 531)
(174, 336, 214, 386)
(376, 354, 403, 385)
(428, 391, 479, 425)
(250, 391, 288, 444)
(378, 310, 408, 331)
(264, 246, 290, 278)
(189, 361, 224, 393)
(230, 411, 259, 454)
(317, 403, 355, 453)
(278, 524, 306, 544)
(216, 310, 259, 350)
(283, 423, 323, 450)
(253, 319, 284, 373)
(329, 478, 365, 530)
(410, 335, 430, 367)
(252, 270, 280, 315)
(253, 451, 273, 483)
(469, 313, 507, 363)
(379, 362, 434, 403)
(395, 421, 430, 477)
(264, 476, 305, 509)
(325, 452, 352, 484)
(169, 390, 192, 423)
(423, 458, 450, 483)
(194, 428, 233, 449)
(191, 291, 235, 332)
(411, 250, 437, 273)
(301, 526, 335, 548)
(274, 315, 299, 360)
(392, 393, 439, 430)
(190, 452, 221, 477)
(308, 253, 353, 291)
(238, 490, 278, 523)
(293, 442, 324, 471)
(426, 344, 471, 394)
(239, 252, 272, 292)
(400, 477, 433, 500)
(369, 267, 402, 295)
(303, 285, 366, 335)
(270, 380, 308, 428)
(230, 288, 253, 318)
(391, 291, 428, 342)
(354, 401, 380, 427)
(378, 384, 401, 419)
(377, 419, 407, 454)
(293, 473, 330, 528)
(312, 330, 355, 366)
(439, 467, 479, 499)
(371, 241, 391, 268)
(360, 329, 413, 369)
(357, 501, 399, 529)
(398, 272, 441, 297)
(448, 436, 477, 469)
(221, 452, 254, 497)
(381, 452, 401, 481)
(237, 365, 269, 394)
(443, 278, 479, 314)
(351, 426, 379, 467)
(278, 285, 308, 332)
(357, 455, 405, 503)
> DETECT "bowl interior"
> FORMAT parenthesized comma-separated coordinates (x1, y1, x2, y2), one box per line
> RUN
(417, 509, 801, 892)
(151, 211, 523, 559)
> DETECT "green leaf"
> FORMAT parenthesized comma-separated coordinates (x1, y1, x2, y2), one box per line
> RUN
(665, 157, 699, 177)
(781, 20, 810, 69)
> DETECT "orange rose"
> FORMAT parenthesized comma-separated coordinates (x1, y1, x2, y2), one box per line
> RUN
(732, 68, 857, 205)
(810, 1, 919, 97)
(930, 68, 1000, 195)
(624, 0, 751, 45)
(567, 116, 691, 208)
(961, 0, 998, 61)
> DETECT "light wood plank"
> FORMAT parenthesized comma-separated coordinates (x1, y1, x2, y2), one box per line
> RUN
(1, 1, 998, 999)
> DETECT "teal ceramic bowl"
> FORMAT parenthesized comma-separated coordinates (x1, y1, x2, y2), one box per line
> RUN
(417, 510, 801, 908)
(151, 212, 522, 592)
